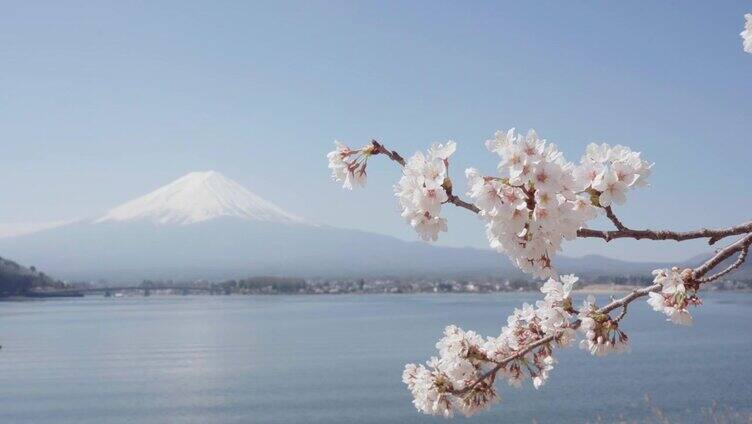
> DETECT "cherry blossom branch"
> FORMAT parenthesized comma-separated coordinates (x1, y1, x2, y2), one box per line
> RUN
(615, 303, 629, 322)
(597, 284, 661, 316)
(577, 218, 752, 244)
(335, 30, 752, 413)
(373, 140, 482, 213)
(451, 333, 557, 396)
(455, 284, 655, 396)
(603, 205, 627, 231)
(341, 133, 752, 417)
(371, 140, 405, 166)
(370, 139, 752, 247)
(695, 233, 752, 282)
(698, 248, 749, 283)
(444, 187, 482, 214)
(449, 233, 752, 398)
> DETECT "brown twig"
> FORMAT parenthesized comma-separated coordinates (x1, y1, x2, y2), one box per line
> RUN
(576, 222, 752, 244)
(371, 140, 405, 166)
(698, 246, 749, 283)
(446, 194, 482, 214)
(615, 304, 629, 322)
(694, 233, 752, 280)
(603, 206, 627, 231)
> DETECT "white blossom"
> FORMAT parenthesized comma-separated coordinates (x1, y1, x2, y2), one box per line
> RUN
(328, 131, 652, 279)
(402, 362, 455, 417)
(402, 275, 581, 417)
(648, 268, 701, 325)
(592, 168, 628, 207)
(408, 213, 448, 242)
(485, 128, 515, 155)
(742, 14, 752, 54)
(326, 140, 375, 189)
(429, 140, 458, 161)
(403, 324, 499, 418)
(578, 296, 630, 356)
(579, 142, 652, 198)
(468, 129, 605, 278)
(540, 274, 577, 303)
(394, 142, 456, 242)
(466, 168, 505, 217)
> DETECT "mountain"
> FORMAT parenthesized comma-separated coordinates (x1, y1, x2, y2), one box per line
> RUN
(0, 171, 664, 282)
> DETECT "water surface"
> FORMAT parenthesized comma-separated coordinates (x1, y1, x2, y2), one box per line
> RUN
(1, 293, 750, 423)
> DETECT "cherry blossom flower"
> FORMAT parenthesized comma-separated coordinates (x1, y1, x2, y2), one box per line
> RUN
(742, 14, 752, 54)
(592, 168, 628, 207)
(578, 296, 630, 356)
(410, 213, 448, 242)
(648, 268, 702, 325)
(466, 169, 505, 217)
(394, 142, 456, 242)
(328, 131, 653, 281)
(402, 362, 455, 417)
(468, 129, 604, 278)
(404, 275, 579, 417)
(429, 140, 458, 161)
(579, 142, 652, 199)
(326, 140, 375, 189)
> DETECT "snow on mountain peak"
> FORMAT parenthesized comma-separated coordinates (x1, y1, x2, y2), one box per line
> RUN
(96, 171, 304, 225)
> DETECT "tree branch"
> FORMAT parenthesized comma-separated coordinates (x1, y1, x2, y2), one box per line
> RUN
(603, 206, 627, 231)
(446, 193, 481, 214)
(371, 140, 405, 166)
(455, 231, 752, 395)
(576, 221, 752, 244)
(698, 246, 749, 283)
(694, 233, 752, 280)
(369, 139, 752, 247)
(364, 139, 752, 411)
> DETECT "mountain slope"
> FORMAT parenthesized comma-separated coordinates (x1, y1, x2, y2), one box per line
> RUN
(0, 217, 666, 282)
(0, 217, 513, 281)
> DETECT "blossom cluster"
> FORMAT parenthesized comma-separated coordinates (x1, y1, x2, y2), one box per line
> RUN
(327, 140, 375, 190)
(393, 142, 457, 241)
(468, 129, 651, 278)
(742, 14, 752, 54)
(578, 295, 630, 356)
(647, 267, 701, 325)
(402, 275, 579, 417)
(578, 142, 652, 206)
(327, 129, 652, 278)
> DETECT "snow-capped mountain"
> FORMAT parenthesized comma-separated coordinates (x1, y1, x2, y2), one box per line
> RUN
(2, 171, 510, 280)
(96, 171, 303, 225)
(0, 171, 664, 282)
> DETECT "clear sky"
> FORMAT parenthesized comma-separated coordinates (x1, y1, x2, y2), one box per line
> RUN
(1, 1, 750, 262)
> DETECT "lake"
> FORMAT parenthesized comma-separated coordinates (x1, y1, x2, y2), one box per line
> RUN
(1, 293, 751, 423)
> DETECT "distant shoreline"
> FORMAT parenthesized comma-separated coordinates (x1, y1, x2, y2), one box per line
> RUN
(2, 285, 750, 301)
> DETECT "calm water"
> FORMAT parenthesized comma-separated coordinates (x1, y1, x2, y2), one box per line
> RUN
(1, 293, 751, 423)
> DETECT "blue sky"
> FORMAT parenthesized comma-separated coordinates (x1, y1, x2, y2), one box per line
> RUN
(1, 1, 750, 261)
